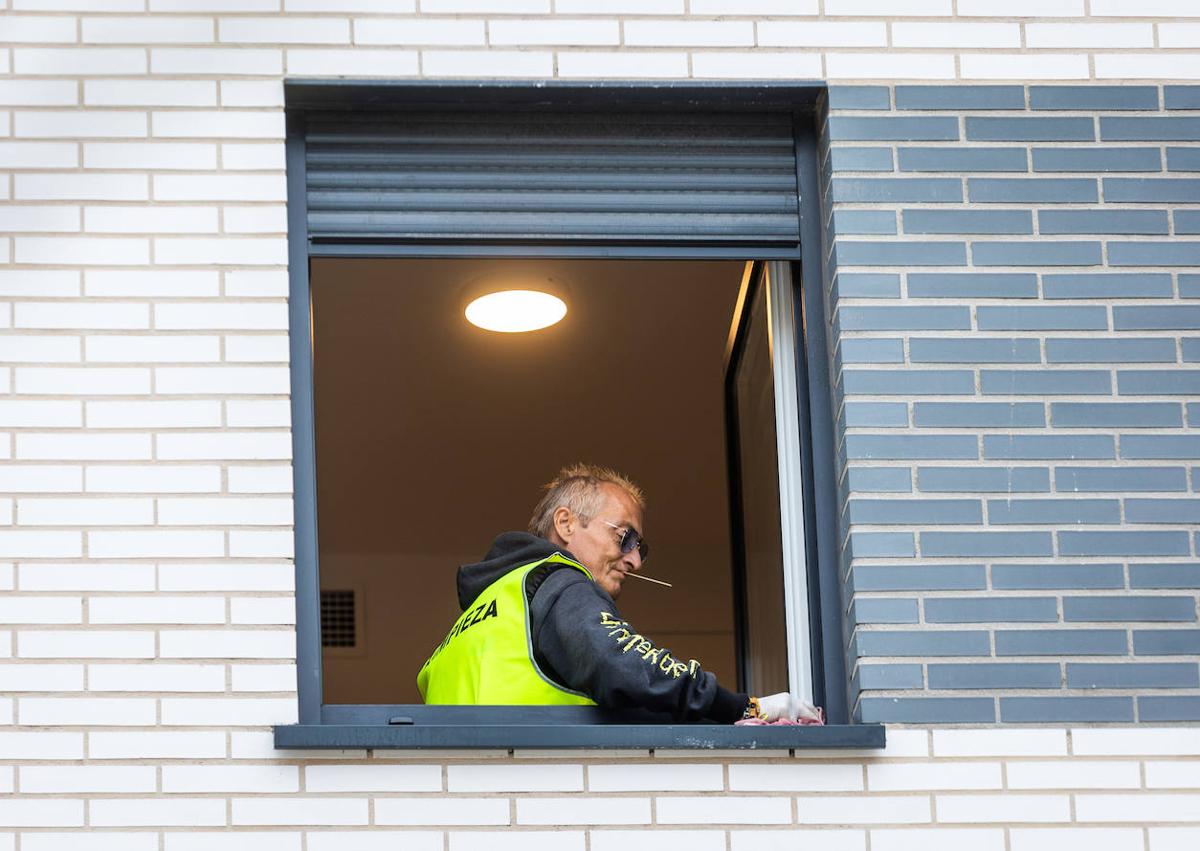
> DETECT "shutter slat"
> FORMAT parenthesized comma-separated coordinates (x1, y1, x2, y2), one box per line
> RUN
(305, 110, 800, 245)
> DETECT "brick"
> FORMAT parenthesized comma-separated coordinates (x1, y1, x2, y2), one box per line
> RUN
(0, 401, 81, 428)
(17, 303, 149, 331)
(167, 836, 302, 851)
(374, 797, 507, 826)
(599, 833, 725, 851)
(906, 210, 1032, 236)
(980, 371, 1111, 395)
(86, 465, 219, 493)
(898, 147, 1027, 172)
(1167, 148, 1200, 172)
(913, 402, 1044, 427)
(227, 466, 292, 494)
(842, 370, 974, 395)
(0, 530, 81, 558)
(969, 178, 1097, 204)
(833, 211, 896, 235)
(828, 117, 961, 143)
(759, 21, 885, 47)
(1077, 794, 1200, 824)
(844, 402, 907, 427)
(1127, 499, 1200, 524)
(155, 366, 287, 395)
(1069, 662, 1199, 689)
(848, 499, 981, 525)
(18, 630, 153, 659)
(1106, 178, 1200, 203)
(284, 48, 417, 76)
(1053, 403, 1181, 428)
(89, 663, 225, 692)
(448, 763, 581, 792)
(449, 833, 581, 851)
(157, 432, 291, 460)
(1010, 764, 1142, 793)
(994, 563, 1124, 590)
(555, 52, 683, 79)
(14, 47, 145, 74)
(1147, 761, 1200, 790)
(851, 565, 985, 592)
(86, 206, 217, 234)
(960, 54, 1088, 81)
(1047, 338, 1174, 363)
(304, 764, 439, 793)
(921, 531, 1053, 557)
(854, 663, 923, 690)
(19, 697, 155, 726)
(2, 15, 78, 41)
(1178, 211, 1200, 235)
(89, 596, 223, 624)
(0, 81, 77, 106)
(89, 529, 223, 558)
(894, 85, 1023, 110)
(910, 339, 1040, 363)
(230, 597, 295, 625)
(18, 497, 153, 526)
(838, 306, 969, 331)
(0, 465, 81, 493)
(153, 112, 284, 140)
(1122, 435, 1200, 459)
(973, 242, 1102, 267)
(231, 662, 295, 692)
(860, 697, 995, 723)
(1132, 564, 1200, 589)
(0, 664, 83, 692)
(1029, 22, 1155, 48)
(939, 793, 1071, 824)
(1116, 306, 1200, 331)
(1002, 697, 1134, 723)
(87, 336, 219, 363)
(850, 598, 919, 624)
(933, 728, 1068, 757)
(855, 630, 989, 657)
(1041, 210, 1168, 235)
(1045, 273, 1172, 300)
(20, 766, 155, 794)
(161, 697, 297, 725)
(225, 270, 287, 296)
(844, 532, 911, 560)
(967, 117, 1093, 142)
(1057, 466, 1186, 493)
(928, 663, 1060, 689)
(845, 468, 912, 493)
(1000, 629, 1128, 656)
(624, 19, 752, 47)
(158, 497, 290, 525)
(159, 629, 295, 659)
(1031, 85, 1159, 110)
(1118, 371, 1200, 396)
(927, 597, 1059, 623)
(1101, 117, 1200, 142)
(839, 341, 904, 364)
(0, 800, 83, 827)
(847, 435, 977, 460)
(92, 799, 225, 828)
(20, 564, 154, 592)
(872, 829, 1001, 851)
(157, 304, 286, 332)
(518, 797, 650, 825)
(827, 86, 890, 109)
(828, 148, 893, 172)
(837, 241, 966, 266)
(919, 467, 1050, 493)
(155, 236, 286, 265)
(154, 174, 285, 202)
(17, 236, 149, 265)
(830, 178, 962, 203)
(1065, 596, 1196, 621)
(1141, 697, 1200, 722)
(150, 47, 281, 74)
(86, 269, 218, 297)
(1065, 528, 1191, 556)
(1033, 147, 1161, 173)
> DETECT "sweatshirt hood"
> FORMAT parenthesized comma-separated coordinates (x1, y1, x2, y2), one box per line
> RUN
(456, 531, 574, 610)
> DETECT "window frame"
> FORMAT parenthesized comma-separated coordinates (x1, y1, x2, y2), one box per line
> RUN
(279, 80, 881, 750)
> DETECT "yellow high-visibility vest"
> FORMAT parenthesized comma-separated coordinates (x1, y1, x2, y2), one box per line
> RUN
(417, 553, 598, 706)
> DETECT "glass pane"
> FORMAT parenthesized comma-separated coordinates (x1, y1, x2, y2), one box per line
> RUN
(732, 275, 790, 697)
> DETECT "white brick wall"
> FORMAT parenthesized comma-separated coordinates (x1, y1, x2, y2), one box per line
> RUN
(0, 3, 1198, 846)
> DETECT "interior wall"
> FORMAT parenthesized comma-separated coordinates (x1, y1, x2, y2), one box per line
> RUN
(311, 258, 746, 704)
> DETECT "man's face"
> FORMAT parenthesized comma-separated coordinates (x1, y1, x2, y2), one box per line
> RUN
(561, 484, 645, 599)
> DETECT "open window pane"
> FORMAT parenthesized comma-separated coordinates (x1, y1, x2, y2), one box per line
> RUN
(310, 257, 756, 706)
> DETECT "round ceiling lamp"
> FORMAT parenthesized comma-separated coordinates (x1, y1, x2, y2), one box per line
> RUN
(463, 277, 568, 333)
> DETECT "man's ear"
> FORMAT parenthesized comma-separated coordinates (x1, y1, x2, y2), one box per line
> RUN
(551, 506, 573, 543)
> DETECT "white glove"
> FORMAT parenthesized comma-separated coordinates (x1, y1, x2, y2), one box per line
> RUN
(757, 692, 822, 722)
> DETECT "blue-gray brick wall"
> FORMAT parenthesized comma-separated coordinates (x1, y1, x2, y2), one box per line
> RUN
(821, 84, 1200, 725)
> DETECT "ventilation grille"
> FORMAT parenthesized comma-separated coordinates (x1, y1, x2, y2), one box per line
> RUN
(320, 589, 357, 649)
(303, 110, 801, 245)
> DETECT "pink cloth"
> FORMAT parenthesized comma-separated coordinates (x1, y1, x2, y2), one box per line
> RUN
(735, 706, 825, 726)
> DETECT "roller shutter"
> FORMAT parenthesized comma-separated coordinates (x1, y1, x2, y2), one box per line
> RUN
(303, 110, 800, 245)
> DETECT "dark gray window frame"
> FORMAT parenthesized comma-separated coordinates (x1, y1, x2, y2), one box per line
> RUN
(277, 80, 883, 751)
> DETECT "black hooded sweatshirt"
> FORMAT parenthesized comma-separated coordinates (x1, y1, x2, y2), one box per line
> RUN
(454, 531, 750, 723)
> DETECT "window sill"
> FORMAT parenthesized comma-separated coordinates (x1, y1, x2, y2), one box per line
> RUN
(273, 722, 885, 751)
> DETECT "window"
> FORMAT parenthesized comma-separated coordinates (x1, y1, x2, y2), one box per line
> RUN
(278, 81, 880, 749)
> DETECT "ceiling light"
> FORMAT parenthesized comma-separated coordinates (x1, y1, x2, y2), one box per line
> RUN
(465, 289, 567, 333)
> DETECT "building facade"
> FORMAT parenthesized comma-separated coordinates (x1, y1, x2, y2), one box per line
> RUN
(2, 2, 1200, 849)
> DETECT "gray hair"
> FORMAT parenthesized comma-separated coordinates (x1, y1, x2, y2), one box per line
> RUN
(528, 463, 646, 540)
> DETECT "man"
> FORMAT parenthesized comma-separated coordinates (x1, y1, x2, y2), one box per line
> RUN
(417, 463, 816, 723)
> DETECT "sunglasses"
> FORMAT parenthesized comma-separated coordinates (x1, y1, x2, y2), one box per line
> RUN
(599, 519, 650, 563)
